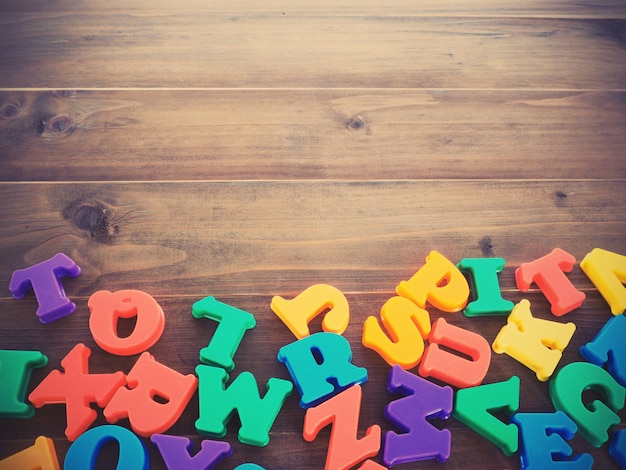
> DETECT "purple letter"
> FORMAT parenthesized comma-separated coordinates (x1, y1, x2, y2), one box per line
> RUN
(9, 253, 81, 323)
(383, 365, 453, 466)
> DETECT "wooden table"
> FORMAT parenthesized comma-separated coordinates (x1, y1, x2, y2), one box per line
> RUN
(1, 1, 625, 468)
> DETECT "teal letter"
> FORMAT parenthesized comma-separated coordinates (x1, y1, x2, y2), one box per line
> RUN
(458, 257, 514, 316)
(277, 332, 368, 408)
(0, 350, 48, 418)
(192, 296, 256, 371)
(453, 376, 520, 456)
(550, 362, 625, 447)
(195, 365, 293, 447)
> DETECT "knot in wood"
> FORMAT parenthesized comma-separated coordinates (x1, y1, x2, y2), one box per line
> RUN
(347, 115, 366, 130)
(63, 199, 121, 244)
(35, 114, 73, 136)
(479, 235, 495, 257)
(0, 100, 22, 120)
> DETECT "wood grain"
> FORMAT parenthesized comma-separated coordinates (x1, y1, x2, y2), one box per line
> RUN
(1, 180, 624, 298)
(1, 0, 625, 468)
(1, 0, 625, 18)
(1, 14, 625, 89)
(2, 90, 625, 181)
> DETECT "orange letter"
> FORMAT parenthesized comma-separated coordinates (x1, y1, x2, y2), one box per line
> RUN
(0, 436, 59, 470)
(362, 296, 431, 369)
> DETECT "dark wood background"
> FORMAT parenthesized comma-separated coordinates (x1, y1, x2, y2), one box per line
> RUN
(1, 1, 625, 468)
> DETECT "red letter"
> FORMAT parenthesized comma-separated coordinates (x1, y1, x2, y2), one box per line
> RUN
(515, 248, 585, 316)
(28, 344, 126, 441)
(304, 385, 381, 470)
(89, 290, 165, 356)
(419, 318, 491, 388)
(104, 352, 197, 437)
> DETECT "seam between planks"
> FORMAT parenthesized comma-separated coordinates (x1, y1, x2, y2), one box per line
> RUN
(1, 179, 625, 185)
(2, 87, 626, 92)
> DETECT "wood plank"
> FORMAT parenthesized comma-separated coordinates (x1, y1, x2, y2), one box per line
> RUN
(2, 90, 625, 181)
(2, 0, 624, 468)
(1, 180, 624, 298)
(1, 0, 625, 18)
(0, 292, 622, 469)
(1, 15, 625, 89)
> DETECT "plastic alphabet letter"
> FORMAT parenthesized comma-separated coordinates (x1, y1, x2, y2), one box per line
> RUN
(9, 253, 81, 323)
(271, 284, 350, 339)
(609, 429, 626, 470)
(512, 411, 593, 470)
(277, 332, 368, 408)
(492, 299, 576, 381)
(0, 349, 48, 418)
(580, 314, 626, 387)
(357, 461, 388, 470)
(64, 425, 149, 470)
(580, 248, 626, 315)
(419, 317, 491, 388)
(515, 248, 585, 316)
(457, 257, 514, 316)
(104, 352, 197, 437)
(550, 361, 625, 448)
(303, 385, 381, 470)
(88, 289, 165, 356)
(453, 376, 520, 456)
(195, 365, 293, 447)
(396, 251, 470, 312)
(234, 465, 266, 470)
(362, 296, 431, 369)
(192, 296, 256, 372)
(0, 436, 60, 470)
(28, 343, 126, 441)
(383, 365, 453, 466)
(150, 434, 233, 470)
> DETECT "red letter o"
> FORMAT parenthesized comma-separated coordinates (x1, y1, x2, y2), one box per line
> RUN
(89, 290, 165, 356)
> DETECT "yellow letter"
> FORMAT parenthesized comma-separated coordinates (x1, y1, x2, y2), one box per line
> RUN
(396, 251, 469, 312)
(581, 248, 626, 316)
(271, 284, 349, 339)
(492, 300, 575, 381)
